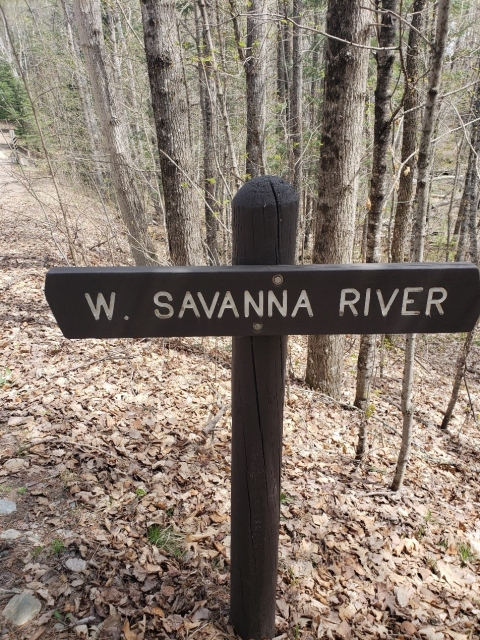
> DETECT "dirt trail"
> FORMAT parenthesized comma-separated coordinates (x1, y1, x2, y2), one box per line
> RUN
(1, 162, 480, 640)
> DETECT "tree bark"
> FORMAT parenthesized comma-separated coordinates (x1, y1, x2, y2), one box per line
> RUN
(391, 0, 426, 263)
(201, 0, 242, 189)
(441, 322, 478, 430)
(455, 74, 480, 263)
(290, 0, 303, 196)
(140, 0, 204, 266)
(195, 0, 219, 265)
(72, 0, 157, 266)
(305, 0, 370, 399)
(245, 0, 267, 178)
(354, 0, 397, 417)
(392, 0, 451, 491)
(410, 0, 450, 263)
(60, 0, 104, 190)
(442, 71, 480, 428)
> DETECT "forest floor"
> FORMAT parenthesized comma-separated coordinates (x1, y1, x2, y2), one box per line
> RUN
(1, 157, 480, 640)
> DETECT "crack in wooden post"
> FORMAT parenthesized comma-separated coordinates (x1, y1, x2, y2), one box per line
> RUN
(230, 176, 298, 639)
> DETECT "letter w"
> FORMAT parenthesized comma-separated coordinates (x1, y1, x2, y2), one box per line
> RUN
(85, 292, 116, 321)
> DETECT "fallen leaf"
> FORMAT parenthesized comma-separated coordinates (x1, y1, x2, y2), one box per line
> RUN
(395, 586, 412, 608)
(122, 618, 136, 640)
(436, 560, 466, 587)
(401, 620, 417, 635)
(336, 620, 352, 639)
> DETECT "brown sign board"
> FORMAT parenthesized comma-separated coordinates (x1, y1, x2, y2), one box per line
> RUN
(44, 263, 480, 339)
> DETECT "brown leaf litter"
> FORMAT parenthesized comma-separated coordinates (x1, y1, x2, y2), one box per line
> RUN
(1, 165, 479, 640)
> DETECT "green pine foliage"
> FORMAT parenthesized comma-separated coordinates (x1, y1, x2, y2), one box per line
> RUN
(0, 60, 31, 136)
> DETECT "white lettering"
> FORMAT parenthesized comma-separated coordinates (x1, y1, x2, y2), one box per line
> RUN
(425, 287, 447, 316)
(377, 288, 399, 316)
(197, 292, 219, 319)
(85, 292, 116, 321)
(339, 289, 360, 316)
(268, 290, 288, 317)
(364, 288, 371, 316)
(154, 291, 174, 319)
(244, 291, 264, 317)
(401, 287, 423, 316)
(291, 290, 313, 317)
(218, 291, 239, 318)
(179, 291, 200, 318)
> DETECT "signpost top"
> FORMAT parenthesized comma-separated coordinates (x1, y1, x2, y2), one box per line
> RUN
(45, 262, 480, 339)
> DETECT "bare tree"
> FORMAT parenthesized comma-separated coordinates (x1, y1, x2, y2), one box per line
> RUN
(455, 72, 480, 263)
(289, 0, 302, 197)
(354, 0, 398, 427)
(441, 72, 480, 430)
(391, 0, 451, 491)
(245, 0, 267, 178)
(195, 0, 219, 265)
(1, 1, 78, 266)
(60, 0, 104, 190)
(201, 0, 242, 189)
(305, 0, 370, 399)
(72, 0, 157, 266)
(391, 0, 426, 263)
(140, 0, 204, 266)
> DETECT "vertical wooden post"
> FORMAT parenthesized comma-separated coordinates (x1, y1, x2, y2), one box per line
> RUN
(230, 176, 298, 639)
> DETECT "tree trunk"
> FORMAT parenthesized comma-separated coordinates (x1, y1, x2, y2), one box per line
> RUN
(140, 0, 204, 266)
(391, 0, 426, 263)
(60, 0, 104, 190)
(410, 0, 450, 263)
(455, 74, 480, 263)
(354, 0, 397, 418)
(290, 0, 302, 196)
(195, 0, 219, 265)
(245, 0, 267, 178)
(305, 0, 370, 399)
(442, 71, 480, 428)
(392, 0, 451, 491)
(203, 0, 242, 190)
(441, 322, 478, 430)
(445, 135, 464, 261)
(72, 0, 157, 266)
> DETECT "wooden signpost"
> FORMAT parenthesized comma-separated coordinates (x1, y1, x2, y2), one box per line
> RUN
(45, 176, 480, 640)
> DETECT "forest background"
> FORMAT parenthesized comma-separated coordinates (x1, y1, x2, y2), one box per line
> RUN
(1, 0, 480, 638)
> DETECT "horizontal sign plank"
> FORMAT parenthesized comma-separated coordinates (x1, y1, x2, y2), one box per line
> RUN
(45, 263, 480, 338)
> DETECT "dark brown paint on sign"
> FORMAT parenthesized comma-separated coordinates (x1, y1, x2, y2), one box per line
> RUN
(45, 263, 480, 339)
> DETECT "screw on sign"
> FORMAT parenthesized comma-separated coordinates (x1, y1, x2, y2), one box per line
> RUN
(45, 176, 480, 640)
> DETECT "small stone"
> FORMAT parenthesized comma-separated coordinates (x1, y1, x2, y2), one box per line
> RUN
(53, 623, 66, 632)
(0, 499, 16, 515)
(65, 557, 87, 572)
(3, 459, 29, 473)
(26, 534, 42, 544)
(2, 593, 42, 627)
(0, 529, 22, 540)
(74, 624, 89, 637)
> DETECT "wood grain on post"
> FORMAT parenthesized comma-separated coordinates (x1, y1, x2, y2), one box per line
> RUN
(230, 176, 298, 639)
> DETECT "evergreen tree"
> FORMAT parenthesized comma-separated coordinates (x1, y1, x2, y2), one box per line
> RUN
(0, 60, 30, 135)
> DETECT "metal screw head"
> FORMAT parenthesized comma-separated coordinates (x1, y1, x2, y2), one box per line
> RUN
(272, 274, 284, 286)
(252, 322, 263, 332)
